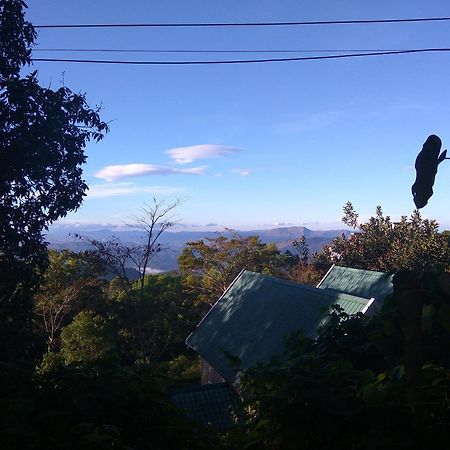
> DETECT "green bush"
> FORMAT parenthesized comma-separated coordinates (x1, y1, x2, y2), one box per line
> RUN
(37, 351, 64, 374)
(60, 311, 117, 365)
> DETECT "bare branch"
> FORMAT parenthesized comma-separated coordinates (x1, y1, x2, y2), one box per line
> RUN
(75, 198, 182, 301)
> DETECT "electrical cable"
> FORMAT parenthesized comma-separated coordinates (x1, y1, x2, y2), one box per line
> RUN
(31, 48, 450, 65)
(32, 48, 408, 54)
(34, 16, 450, 29)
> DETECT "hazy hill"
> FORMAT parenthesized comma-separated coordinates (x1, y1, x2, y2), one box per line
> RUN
(46, 225, 351, 272)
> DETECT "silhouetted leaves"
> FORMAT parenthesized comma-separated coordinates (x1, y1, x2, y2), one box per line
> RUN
(0, 1, 108, 359)
(0, 363, 220, 449)
(0, 0, 35, 79)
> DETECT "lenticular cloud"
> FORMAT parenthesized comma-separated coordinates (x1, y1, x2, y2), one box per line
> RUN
(165, 144, 240, 164)
(95, 164, 206, 181)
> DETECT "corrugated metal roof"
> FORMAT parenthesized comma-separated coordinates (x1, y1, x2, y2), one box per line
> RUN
(326, 288, 370, 315)
(317, 265, 393, 301)
(170, 383, 239, 431)
(186, 270, 370, 384)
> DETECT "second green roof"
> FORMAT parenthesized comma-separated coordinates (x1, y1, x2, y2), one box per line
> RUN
(317, 265, 393, 301)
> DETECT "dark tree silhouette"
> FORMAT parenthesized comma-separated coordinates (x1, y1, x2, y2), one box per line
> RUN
(0, 1, 108, 359)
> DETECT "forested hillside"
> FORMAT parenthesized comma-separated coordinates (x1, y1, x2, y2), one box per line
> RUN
(46, 224, 352, 272)
(1, 2, 450, 449)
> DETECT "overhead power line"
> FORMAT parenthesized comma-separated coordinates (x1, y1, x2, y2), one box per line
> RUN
(32, 48, 407, 54)
(31, 48, 450, 65)
(34, 16, 450, 29)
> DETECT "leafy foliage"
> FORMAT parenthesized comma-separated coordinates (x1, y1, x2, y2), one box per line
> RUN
(34, 250, 106, 352)
(0, 363, 221, 450)
(179, 232, 294, 304)
(110, 274, 203, 364)
(342, 200, 359, 228)
(60, 311, 117, 365)
(160, 354, 201, 381)
(35, 250, 203, 366)
(289, 235, 326, 286)
(0, 0, 108, 360)
(320, 203, 450, 272)
(37, 351, 64, 374)
(288, 262, 325, 286)
(0, 0, 35, 78)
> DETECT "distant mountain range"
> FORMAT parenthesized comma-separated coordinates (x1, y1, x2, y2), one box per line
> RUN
(46, 225, 352, 272)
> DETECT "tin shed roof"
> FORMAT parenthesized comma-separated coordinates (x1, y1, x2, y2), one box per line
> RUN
(186, 270, 371, 384)
(170, 383, 239, 431)
(317, 265, 393, 301)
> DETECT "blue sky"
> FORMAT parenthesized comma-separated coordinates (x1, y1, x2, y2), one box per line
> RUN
(26, 0, 450, 230)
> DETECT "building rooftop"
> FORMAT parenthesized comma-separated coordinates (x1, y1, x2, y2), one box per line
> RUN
(317, 265, 393, 301)
(170, 383, 239, 431)
(186, 270, 373, 384)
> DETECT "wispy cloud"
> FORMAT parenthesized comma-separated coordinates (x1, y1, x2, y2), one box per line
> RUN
(86, 183, 182, 199)
(95, 164, 206, 182)
(166, 144, 240, 164)
(231, 168, 252, 176)
(277, 97, 427, 135)
(277, 111, 341, 134)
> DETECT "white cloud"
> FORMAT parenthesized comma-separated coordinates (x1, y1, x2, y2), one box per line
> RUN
(86, 183, 182, 199)
(95, 164, 206, 181)
(166, 144, 240, 164)
(231, 168, 252, 176)
(180, 166, 207, 175)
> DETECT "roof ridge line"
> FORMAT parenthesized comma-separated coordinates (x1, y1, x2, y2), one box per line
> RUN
(186, 268, 247, 348)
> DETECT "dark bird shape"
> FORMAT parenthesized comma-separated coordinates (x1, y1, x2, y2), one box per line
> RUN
(411, 134, 447, 208)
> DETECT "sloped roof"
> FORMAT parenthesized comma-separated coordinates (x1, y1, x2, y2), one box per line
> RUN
(170, 383, 239, 431)
(317, 265, 393, 301)
(186, 270, 371, 383)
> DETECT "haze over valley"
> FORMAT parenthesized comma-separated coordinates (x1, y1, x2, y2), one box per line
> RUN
(46, 224, 352, 272)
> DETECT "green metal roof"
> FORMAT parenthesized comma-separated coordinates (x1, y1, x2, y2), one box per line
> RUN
(186, 270, 371, 384)
(317, 265, 393, 301)
(170, 383, 239, 431)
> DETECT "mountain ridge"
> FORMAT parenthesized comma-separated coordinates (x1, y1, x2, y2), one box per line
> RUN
(46, 225, 352, 272)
